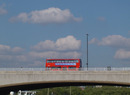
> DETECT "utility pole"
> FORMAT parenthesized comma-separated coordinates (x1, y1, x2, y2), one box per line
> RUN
(86, 34, 88, 70)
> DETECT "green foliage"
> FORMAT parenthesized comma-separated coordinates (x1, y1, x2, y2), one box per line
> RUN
(35, 86, 130, 95)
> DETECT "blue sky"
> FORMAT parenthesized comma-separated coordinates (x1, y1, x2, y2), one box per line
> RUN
(0, 0, 130, 68)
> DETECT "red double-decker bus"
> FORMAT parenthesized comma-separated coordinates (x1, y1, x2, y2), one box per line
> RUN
(46, 59, 82, 71)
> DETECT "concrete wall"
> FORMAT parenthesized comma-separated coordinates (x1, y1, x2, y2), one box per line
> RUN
(0, 71, 130, 88)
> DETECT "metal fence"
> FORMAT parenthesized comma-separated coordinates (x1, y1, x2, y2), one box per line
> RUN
(0, 67, 130, 71)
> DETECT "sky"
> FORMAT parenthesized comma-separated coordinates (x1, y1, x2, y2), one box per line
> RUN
(0, 0, 130, 68)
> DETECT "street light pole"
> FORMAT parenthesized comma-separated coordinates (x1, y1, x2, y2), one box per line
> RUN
(70, 86, 71, 95)
(47, 88, 49, 95)
(86, 34, 88, 70)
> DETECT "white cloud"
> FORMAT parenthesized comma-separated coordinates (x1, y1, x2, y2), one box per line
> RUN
(0, 35, 81, 67)
(56, 35, 81, 51)
(12, 47, 24, 53)
(0, 4, 7, 15)
(0, 45, 24, 54)
(32, 40, 56, 51)
(10, 7, 82, 24)
(29, 51, 81, 59)
(0, 45, 10, 51)
(89, 38, 99, 44)
(97, 17, 106, 21)
(90, 35, 130, 49)
(32, 35, 81, 51)
(30, 35, 81, 64)
(114, 49, 130, 60)
(90, 35, 130, 61)
(0, 44, 26, 66)
(30, 35, 81, 63)
(31, 61, 43, 67)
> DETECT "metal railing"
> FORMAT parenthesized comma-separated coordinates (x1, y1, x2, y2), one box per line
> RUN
(0, 67, 130, 71)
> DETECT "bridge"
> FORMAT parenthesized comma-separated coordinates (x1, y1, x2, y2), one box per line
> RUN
(0, 68, 130, 94)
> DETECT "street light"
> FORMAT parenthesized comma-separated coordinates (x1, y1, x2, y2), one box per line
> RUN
(86, 34, 88, 70)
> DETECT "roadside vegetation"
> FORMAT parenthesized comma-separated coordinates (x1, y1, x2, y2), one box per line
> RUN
(36, 86, 130, 95)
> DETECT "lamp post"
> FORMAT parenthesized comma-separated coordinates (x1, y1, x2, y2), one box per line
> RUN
(47, 88, 49, 95)
(86, 34, 88, 70)
(70, 86, 71, 95)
